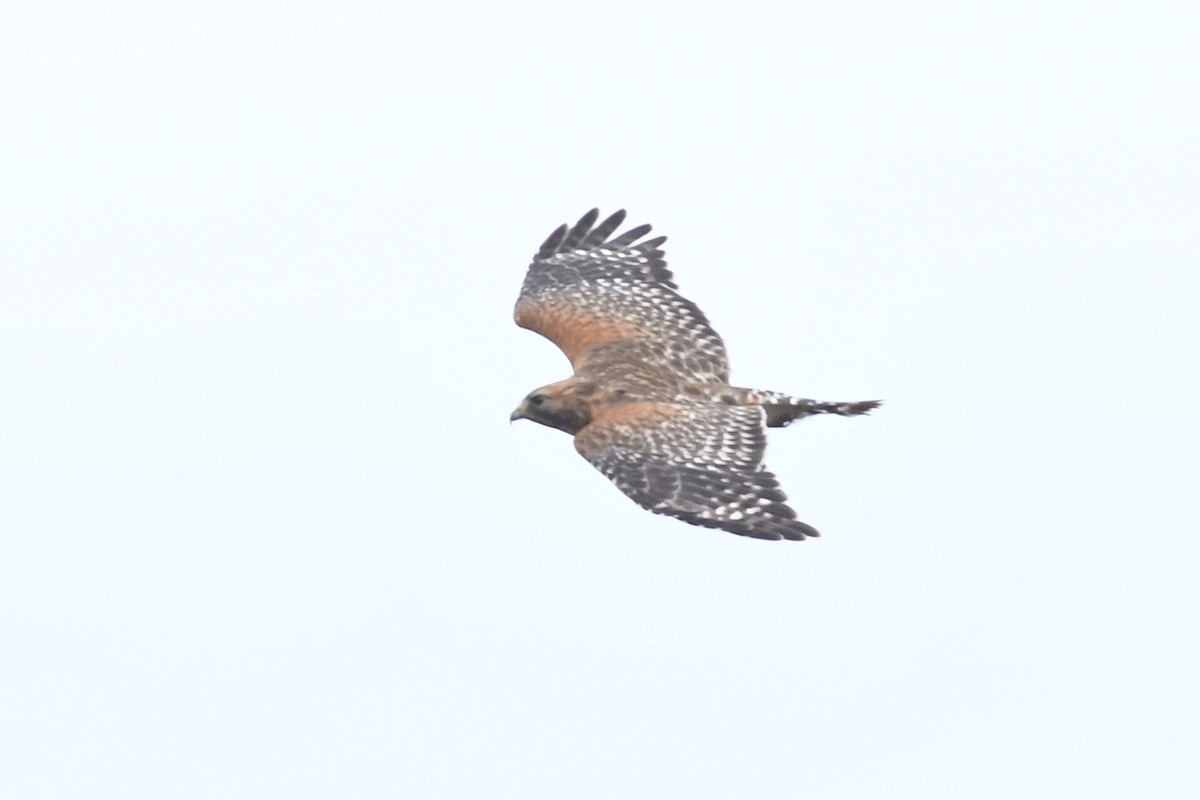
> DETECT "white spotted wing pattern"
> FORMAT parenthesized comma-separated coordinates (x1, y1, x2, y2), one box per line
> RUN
(515, 208, 729, 384)
(574, 403, 819, 541)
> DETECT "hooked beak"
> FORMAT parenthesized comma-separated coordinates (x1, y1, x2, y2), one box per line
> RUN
(509, 404, 525, 424)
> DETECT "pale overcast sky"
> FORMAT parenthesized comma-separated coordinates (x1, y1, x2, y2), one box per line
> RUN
(3, 1, 1198, 798)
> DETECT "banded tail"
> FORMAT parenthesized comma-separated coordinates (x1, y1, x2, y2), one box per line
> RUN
(751, 391, 883, 428)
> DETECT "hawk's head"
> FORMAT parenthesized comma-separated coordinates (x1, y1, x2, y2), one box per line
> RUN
(511, 380, 594, 436)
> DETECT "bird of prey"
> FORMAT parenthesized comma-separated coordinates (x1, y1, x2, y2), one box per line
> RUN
(510, 209, 879, 541)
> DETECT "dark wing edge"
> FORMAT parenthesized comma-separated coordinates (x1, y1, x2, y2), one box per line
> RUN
(533, 208, 671, 284)
(575, 405, 818, 541)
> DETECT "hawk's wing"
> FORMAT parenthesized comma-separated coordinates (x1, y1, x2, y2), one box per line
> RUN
(574, 402, 819, 541)
(514, 209, 730, 384)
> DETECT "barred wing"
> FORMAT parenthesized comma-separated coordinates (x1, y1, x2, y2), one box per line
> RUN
(514, 209, 730, 384)
(574, 402, 819, 541)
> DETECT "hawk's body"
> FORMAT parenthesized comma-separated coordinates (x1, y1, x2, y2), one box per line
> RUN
(511, 209, 879, 541)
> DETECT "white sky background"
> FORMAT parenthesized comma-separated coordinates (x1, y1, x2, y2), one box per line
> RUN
(2, 1, 1198, 797)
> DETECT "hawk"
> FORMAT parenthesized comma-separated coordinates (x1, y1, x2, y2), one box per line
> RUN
(510, 209, 880, 541)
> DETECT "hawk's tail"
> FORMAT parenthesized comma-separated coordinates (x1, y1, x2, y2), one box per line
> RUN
(750, 392, 882, 428)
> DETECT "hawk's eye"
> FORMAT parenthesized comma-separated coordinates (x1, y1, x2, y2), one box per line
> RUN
(529, 394, 548, 406)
